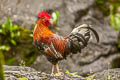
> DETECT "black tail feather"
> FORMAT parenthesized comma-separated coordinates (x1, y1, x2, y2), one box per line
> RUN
(67, 24, 99, 54)
(78, 26, 99, 43)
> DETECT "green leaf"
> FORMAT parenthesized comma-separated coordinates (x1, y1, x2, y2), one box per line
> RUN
(29, 34, 33, 37)
(1, 22, 5, 28)
(52, 11, 59, 25)
(0, 29, 2, 33)
(10, 32, 14, 38)
(56, 73, 60, 76)
(110, 5, 120, 31)
(16, 31, 21, 37)
(19, 77, 28, 80)
(65, 70, 70, 74)
(107, 75, 111, 80)
(13, 25, 19, 30)
(0, 45, 10, 51)
(86, 75, 95, 80)
(10, 39, 16, 45)
(110, 6, 115, 27)
(65, 70, 81, 77)
(0, 51, 5, 80)
(7, 17, 12, 27)
(1, 23, 6, 35)
(70, 72, 78, 76)
(6, 58, 17, 65)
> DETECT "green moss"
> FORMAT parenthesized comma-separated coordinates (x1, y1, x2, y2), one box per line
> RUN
(65, 70, 81, 77)
(86, 75, 96, 80)
(19, 77, 28, 80)
(15, 73, 28, 80)
(0, 51, 5, 80)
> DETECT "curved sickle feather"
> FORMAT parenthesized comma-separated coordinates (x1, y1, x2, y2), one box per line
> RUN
(79, 26, 99, 43)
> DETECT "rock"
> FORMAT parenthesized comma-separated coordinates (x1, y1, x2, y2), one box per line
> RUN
(66, 8, 119, 75)
(89, 68, 120, 80)
(0, 0, 95, 33)
(64, 0, 95, 13)
(0, 0, 64, 28)
(3, 65, 120, 80)
(4, 65, 86, 80)
(4, 65, 36, 72)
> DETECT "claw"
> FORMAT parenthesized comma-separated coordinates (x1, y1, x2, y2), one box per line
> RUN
(56, 63, 64, 76)
(51, 64, 55, 76)
(50, 73, 56, 76)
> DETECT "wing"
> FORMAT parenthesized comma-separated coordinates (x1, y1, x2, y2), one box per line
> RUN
(48, 34, 66, 58)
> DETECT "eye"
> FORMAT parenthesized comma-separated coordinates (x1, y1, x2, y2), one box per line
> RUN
(42, 18, 50, 26)
(45, 20, 49, 22)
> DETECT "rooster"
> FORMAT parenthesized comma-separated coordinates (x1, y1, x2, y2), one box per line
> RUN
(33, 11, 99, 75)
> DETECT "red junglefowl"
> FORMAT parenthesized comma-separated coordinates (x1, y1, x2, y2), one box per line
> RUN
(33, 11, 99, 75)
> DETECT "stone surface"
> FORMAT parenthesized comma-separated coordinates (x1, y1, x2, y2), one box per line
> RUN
(3, 65, 120, 80)
(4, 65, 36, 72)
(90, 68, 120, 80)
(4, 65, 86, 80)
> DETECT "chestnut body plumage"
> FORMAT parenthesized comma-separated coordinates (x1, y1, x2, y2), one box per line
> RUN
(33, 11, 99, 75)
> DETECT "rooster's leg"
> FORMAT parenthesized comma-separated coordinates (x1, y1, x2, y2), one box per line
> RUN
(51, 64, 55, 76)
(56, 63, 63, 75)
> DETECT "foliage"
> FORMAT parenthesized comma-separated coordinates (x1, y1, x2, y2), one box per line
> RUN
(52, 11, 59, 25)
(94, 0, 109, 16)
(50, 11, 60, 30)
(110, 5, 120, 31)
(0, 17, 39, 65)
(94, 0, 120, 52)
(19, 77, 28, 80)
(65, 70, 81, 77)
(95, 0, 120, 31)
(109, 0, 120, 31)
(107, 0, 120, 50)
(0, 17, 20, 51)
(19, 60, 26, 72)
(107, 75, 111, 80)
(86, 75, 95, 80)
(0, 51, 5, 80)
(15, 73, 28, 80)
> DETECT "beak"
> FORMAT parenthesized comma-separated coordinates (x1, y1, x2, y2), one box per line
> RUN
(49, 19, 54, 25)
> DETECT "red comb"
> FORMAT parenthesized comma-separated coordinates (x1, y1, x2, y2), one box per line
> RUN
(38, 10, 51, 19)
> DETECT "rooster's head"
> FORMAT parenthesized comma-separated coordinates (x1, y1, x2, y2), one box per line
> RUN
(38, 10, 53, 26)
